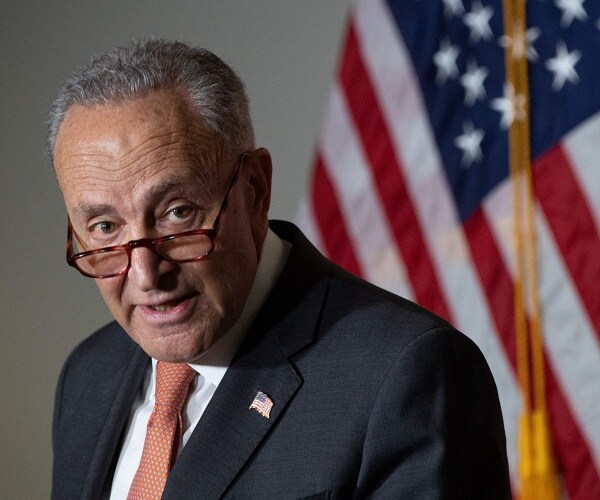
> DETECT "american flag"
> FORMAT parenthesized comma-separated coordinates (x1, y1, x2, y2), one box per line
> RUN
(296, 0, 600, 498)
(249, 391, 274, 419)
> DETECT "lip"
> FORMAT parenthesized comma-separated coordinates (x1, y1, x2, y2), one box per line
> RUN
(137, 294, 197, 324)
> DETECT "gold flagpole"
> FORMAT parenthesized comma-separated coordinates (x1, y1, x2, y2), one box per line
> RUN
(500, 1, 560, 498)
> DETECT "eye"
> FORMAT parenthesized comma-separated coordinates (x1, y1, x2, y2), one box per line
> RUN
(90, 220, 117, 234)
(167, 205, 195, 220)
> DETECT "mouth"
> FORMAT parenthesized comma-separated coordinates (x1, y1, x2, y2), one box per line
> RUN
(136, 293, 199, 325)
(140, 292, 198, 315)
(148, 298, 187, 311)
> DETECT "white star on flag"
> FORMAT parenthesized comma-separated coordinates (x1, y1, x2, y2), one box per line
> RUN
(491, 82, 527, 129)
(499, 24, 540, 62)
(460, 60, 488, 106)
(442, 0, 464, 18)
(555, 0, 588, 28)
(454, 121, 485, 167)
(545, 41, 582, 91)
(433, 39, 460, 84)
(463, 1, 494, 43)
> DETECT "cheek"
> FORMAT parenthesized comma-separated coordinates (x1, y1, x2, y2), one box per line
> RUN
(203, 237, 257, 310)
(191, 258, 237, 312)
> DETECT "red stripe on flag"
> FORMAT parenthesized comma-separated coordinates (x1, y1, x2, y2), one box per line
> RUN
(464, 208, 600, 500)
(534, 146, 600, 340)
(339, 22, 452, 322)
(463, 210, 517, 367)
(311, 154, 362, 277)
(545, 357, 600, 500)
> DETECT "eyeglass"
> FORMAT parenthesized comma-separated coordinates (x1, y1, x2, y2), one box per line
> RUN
(66, 152, 250, 279)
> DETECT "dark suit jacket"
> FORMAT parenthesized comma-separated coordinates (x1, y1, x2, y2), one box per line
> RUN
(52, 220, 510, 499)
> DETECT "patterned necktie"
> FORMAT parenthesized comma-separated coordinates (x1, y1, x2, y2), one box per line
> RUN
(127, 361, 196, 500)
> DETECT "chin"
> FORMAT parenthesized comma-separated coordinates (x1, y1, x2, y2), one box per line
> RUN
(145, 344, 204, 363)
(133, 329, 208, 363)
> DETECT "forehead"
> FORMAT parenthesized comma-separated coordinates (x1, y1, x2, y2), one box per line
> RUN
(53, 90, 223, 200)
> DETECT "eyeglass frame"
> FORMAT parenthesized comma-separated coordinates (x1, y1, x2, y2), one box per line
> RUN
(66, 151, 251, 279)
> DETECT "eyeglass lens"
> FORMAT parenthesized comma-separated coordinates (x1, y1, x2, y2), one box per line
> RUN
(73, 233, 214, 277)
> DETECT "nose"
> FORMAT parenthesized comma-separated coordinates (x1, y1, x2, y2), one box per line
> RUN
(127, 245, 177, 291)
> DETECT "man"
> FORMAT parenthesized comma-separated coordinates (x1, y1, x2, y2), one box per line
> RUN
(50, 40, 510, 499)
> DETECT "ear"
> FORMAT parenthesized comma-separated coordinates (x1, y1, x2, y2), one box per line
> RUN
(244, 147, 272, 245)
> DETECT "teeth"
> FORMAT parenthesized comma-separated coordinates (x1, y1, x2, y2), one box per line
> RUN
(150, 300, 179, 311)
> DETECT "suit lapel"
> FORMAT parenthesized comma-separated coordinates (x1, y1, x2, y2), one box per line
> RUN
(163, 332, 303, 499)
(163, 222, 331, 499)
(79, 343, 149, 500)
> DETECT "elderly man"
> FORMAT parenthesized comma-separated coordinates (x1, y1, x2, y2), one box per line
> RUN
(50, 40, 510, 499)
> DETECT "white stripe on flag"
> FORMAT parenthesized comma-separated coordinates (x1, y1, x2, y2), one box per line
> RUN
(562, 112, 600, 232)
(320, 83, 413, 300)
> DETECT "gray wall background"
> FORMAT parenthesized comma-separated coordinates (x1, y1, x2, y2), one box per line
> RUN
(0, 2, 353, 496)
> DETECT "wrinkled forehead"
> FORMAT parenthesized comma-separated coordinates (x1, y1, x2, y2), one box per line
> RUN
(53, 90, 228, 194)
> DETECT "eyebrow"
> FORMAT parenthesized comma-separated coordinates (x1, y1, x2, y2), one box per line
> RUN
(75, 203, 118, 218)
(72, 170, 220, 219)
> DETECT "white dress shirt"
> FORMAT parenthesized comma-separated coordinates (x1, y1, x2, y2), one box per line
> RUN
(108, 229, 290, 499)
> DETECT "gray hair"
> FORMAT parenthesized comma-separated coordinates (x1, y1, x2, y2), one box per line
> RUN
(48, 39, 254, 159)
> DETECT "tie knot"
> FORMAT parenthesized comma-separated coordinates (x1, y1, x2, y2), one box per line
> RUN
(155, 361, 196, 410)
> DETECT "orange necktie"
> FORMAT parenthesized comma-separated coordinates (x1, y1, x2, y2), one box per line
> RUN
(127, 361, 196, 500)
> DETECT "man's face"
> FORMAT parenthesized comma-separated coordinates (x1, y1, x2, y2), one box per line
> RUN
(53, 90, 271, 362)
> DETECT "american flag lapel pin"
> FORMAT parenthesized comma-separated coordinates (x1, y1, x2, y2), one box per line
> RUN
(249, 391, 274, 418)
